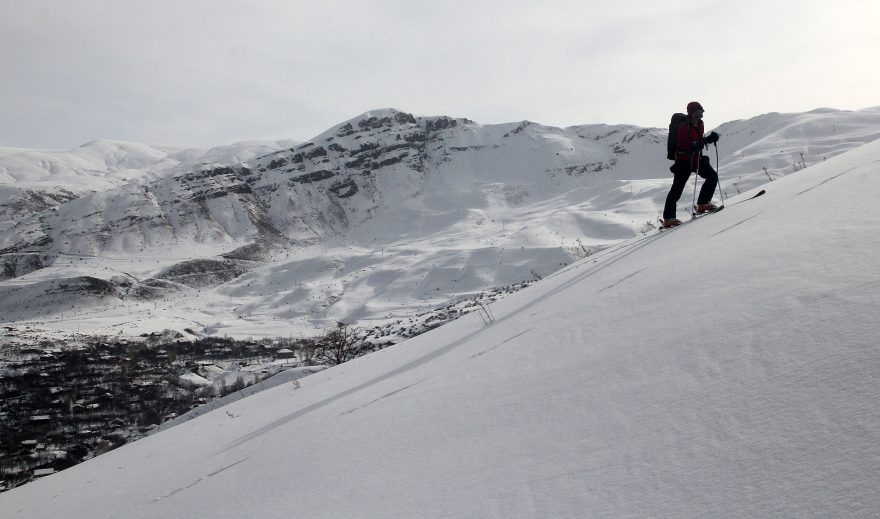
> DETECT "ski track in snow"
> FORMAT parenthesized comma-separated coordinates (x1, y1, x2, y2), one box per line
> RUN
(214, 320, 501, 454)
(151, 458, 249, 503)
(793, 158, 880, 196)
(339, 379, 425, 416)
(711, 212, 763, 236)
(470, 328, 533, 359)
(596, 267, 648, 294)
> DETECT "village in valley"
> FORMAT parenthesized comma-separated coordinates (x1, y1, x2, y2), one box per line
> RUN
(0, 282, 524, 491)
(0, 329, 317, 491)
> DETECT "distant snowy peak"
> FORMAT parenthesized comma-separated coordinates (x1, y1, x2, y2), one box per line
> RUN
(0, 138, 305, 189)
(0, 140, 176, 188)
(713, 106, 880, 181)
(167, 139, 301, 168)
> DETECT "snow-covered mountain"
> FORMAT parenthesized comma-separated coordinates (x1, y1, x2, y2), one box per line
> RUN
(2, 107, 880, 342)
(0, 139, 297, 227)
(3, 123, 880, 518)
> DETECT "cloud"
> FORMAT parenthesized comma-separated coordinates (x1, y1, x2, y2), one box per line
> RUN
(0, 0, 877, 148)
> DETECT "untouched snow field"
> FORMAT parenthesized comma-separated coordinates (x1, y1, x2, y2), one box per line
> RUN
(2, 132, 879, 516)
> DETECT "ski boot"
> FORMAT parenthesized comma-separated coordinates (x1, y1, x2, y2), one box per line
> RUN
(695, 202, 719, 214)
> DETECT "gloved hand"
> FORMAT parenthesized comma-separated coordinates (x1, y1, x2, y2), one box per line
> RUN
(706, 131, 720, 144)
(692, 138, 707, 151)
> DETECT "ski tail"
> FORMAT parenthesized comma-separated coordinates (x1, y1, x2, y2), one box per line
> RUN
(728, 189, 766, 207)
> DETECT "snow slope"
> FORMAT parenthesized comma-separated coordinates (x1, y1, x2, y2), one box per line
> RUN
(3, 133, 879, 517)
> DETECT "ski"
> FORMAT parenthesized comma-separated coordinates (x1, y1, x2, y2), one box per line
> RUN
(727, 189, 766, 206)
(658, 206, 722, 230)
(690, 205, 724, 219)
(658, 189, 765, 231)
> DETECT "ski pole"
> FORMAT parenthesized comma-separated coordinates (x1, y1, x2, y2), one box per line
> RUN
(691, 150, 700, 218)
(714, 143, 725, 205)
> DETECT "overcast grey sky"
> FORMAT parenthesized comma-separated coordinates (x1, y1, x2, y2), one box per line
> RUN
(1, 0, 878, 149)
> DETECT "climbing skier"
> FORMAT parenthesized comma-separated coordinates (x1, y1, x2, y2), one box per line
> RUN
(662, 101, 720, 228)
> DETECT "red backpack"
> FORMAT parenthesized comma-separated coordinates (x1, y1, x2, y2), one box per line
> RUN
(666, 113, 688, 160)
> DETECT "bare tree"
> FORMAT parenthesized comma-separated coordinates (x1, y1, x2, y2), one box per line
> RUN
(314, 322, 368, 366)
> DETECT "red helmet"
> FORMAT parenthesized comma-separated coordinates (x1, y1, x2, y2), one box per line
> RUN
(687, 101, 704, 115)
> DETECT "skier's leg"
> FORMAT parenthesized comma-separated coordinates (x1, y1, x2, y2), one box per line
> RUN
(696, 156, 718, 205)
(664, 162, 692, 219)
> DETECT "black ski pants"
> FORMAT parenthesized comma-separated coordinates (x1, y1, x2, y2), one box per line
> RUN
(663, 156, 718, 219)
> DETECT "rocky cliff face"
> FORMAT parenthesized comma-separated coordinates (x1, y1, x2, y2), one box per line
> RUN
(0, 111, 468, 274)
(0, 113, 414, 252)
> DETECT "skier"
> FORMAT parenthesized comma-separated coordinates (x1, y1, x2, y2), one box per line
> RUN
(662, 101, 720, 228)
